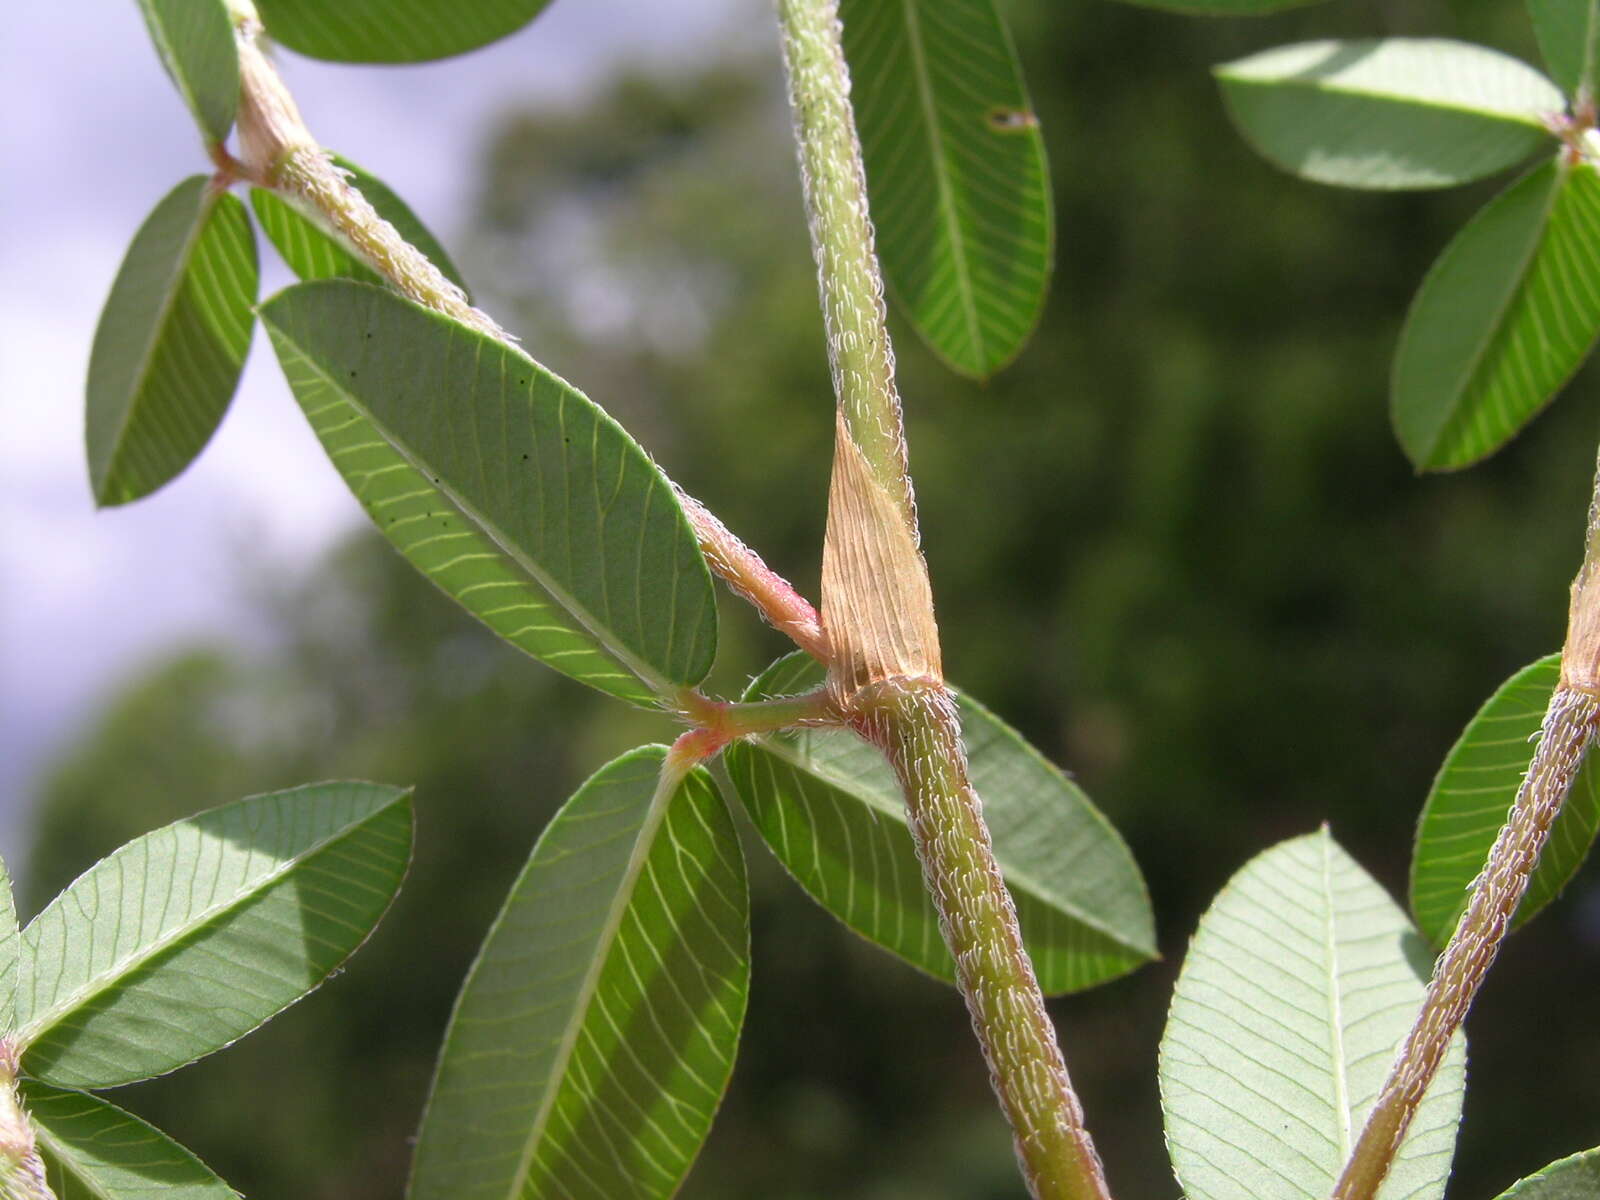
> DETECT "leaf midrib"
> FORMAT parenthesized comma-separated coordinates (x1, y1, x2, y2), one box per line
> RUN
(1319, 832, 1354, 1165)
(270, 334, 675, 702)
(899, 0, 985, 366)
(16, 800, 394, 1047)
(502, 755, 681, 1200)
(1221, 72, 1559, 130)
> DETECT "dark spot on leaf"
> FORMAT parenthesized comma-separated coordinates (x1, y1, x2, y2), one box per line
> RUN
(986, 107, 1038, 132)
(521, 453, 529, 461)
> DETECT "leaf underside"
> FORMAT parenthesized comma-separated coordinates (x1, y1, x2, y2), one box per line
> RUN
(250, 154, 468, 293)
(25, 1080, 237, 1200)
(1410, 653, 1600, 948)
(1393, 160, 1600, 470)
(0, 854, 17, 1033)
(1160, 829, 1464, 1200)
(135, 0, 239, 142)
(409, 747, 749, 1200)
(725, 653, 1155, 994)
(85, 176, 258, 507)
(1493, 1146, 1600, 1198)
(1217, 39, 1559, 190)
(255, 0, 555, 62)
(259, 280, 715, 705)
(842, 0, 1052, 378)
(18, 782, 412, 1088)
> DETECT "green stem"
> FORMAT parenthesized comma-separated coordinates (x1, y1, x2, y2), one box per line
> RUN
(775, 3, 1110, 1196)
(1332, 447, 1600, 1200)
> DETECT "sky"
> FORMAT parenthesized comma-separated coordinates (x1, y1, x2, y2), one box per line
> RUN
(0, 0, 750, 853)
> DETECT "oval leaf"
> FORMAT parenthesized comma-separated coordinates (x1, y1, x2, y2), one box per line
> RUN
(1527, 0, 1600, 100)
(1393, 160, 1600, 470)
(409, 747, 748, 1200)
(724, 653, 1155, 994)
(841, 0, 1052, 378)
(1217, 39, 1560, 190)
(1160, 829, 1465, 1200)
(251, 155, 468, 291)
(16, 781, 412, 1088)
(255, 0, 553, 63)
(85, 176, 258, 506)
(136, 0, 239, 142)
(1410, 654, 1600, 947)
(259, 281, 716, 703)
(1493, 1146, 1600, 1197)
(24, 1080, 237, 1200)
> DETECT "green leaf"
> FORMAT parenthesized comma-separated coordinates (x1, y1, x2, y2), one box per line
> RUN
(85, 176, 258, 506)
(135, 0, 239, 142)
(1410, 653, 1600, 947)
(410, 747, 748, 1200)
(16, 782, 412, 1088)
(1527, 0, 1600, 100)
(1393, 160, 1600, 470)
(0, 856, 17, 1035)
(250, 155, 468, 292)
(724, 654, 1155, 994)
(1493, 1146, 1600, 1197)
(1216, 39, 1560, 190)
(1160, 829, 1465, 1200)
(841, 0, 1051, 379)
(259, 281, 716, 704)
(255, 0, 553, 63)
(24, 1080, 237, 1200)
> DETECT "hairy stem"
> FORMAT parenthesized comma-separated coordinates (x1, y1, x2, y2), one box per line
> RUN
(227, 11, 825, 670)
(1332, 450, 1600, 1200)
(776, 1, 1109, 1196)
(0, 1043, 51, 1200)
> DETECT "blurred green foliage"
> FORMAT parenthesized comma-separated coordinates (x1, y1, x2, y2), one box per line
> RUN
(28, 0, 1600, 1196)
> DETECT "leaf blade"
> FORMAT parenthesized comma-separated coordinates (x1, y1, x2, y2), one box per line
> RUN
(409, 747, 749, 1200)
(250, 155, 468, 292)
(1410, 654, 1600, 947)
(135, 0, 239, 142)
(24, 1081, 237, 1200)
(85, 177, 258, 506)
(1492, 1146, 1600, 1197)
(17, 782, 412, 1088)
(1159, 829, 1464, 1200)
(1527, 0, 1600, 100)
(255, 0, 554, 63)
(842, 0, 1052, 378)
(1393, 160, 1600, 469)
(259, 280, 716, 702)
(1216, 39, 1560, 190)
(725, 654, 1155, 993)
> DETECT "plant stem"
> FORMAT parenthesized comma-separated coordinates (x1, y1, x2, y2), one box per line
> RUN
(0, 1043, 51, 1200)
(775, 2, 1109, 1196)
(1331, 453, 1600, 1200)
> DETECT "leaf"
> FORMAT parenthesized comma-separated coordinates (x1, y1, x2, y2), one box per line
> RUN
(724, 653, 1155, 994)
(1216, 39, 1560, 190)
(841, 0, 1051, 378)
(409, 747, 748, 1200)
(1527, 0, 1600, 100)
(259, 281, 716, 704)
(1493, 1146, 1600, 1198)
(1392, 160, 1600, 470)
(16, 782, 412, 1089)
(85, 176, 258, 506)
(254, 0, 554, 63)
(135, 0, 239, 143)
(250, 156, 468, 292)
(24, 1080, 237, 1200)
(0, 856, 17, 1035)
(1159, 829, 1465, 1200)
(1410, 654, 1600, 947)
